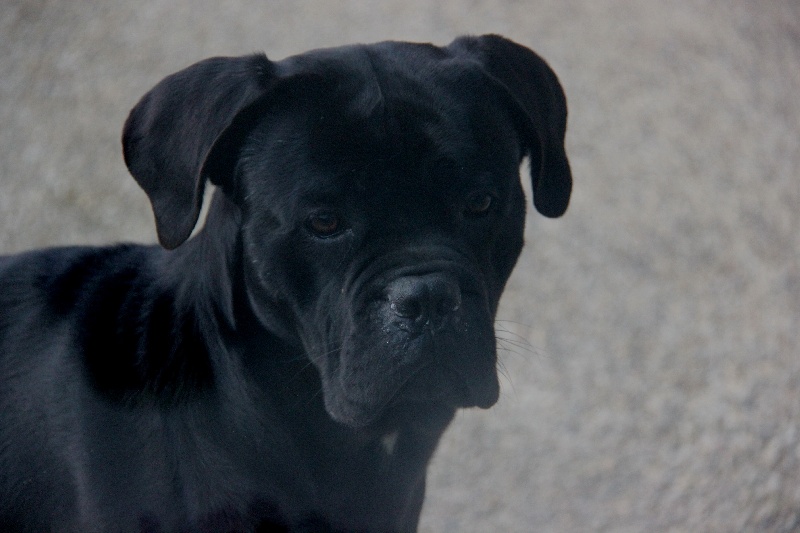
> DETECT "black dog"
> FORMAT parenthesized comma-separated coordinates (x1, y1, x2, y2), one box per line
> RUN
(0, 35, 570, 532)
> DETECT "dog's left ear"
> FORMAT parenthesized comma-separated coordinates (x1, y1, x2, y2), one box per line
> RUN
(449, 34, 572, 217)
(122, 54, 275, 249)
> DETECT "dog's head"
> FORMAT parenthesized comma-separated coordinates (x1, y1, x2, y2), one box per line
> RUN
(122, 35, 570, 428)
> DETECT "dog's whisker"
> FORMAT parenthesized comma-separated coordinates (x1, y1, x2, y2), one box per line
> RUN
(302, 385, 326, 408)
(496, 343, 528, 360)
(281, 342, 341, 365)
(494, 318, 535, 329)
(493, 323, 532, 342)
(495, 330, 553, 360)
(495, 336, 536, 353)
(496, 359, 516, 395)
(493, 321, 540, 346)
(284, 360, 317, 384)
(306, 345, 343, 363)
(282, 345, 344, 386)
(494, 327, 526, 338)
(495, 334, 535, 353)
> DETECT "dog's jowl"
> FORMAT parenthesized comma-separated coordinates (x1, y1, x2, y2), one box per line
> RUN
(0, 35, 570, 532)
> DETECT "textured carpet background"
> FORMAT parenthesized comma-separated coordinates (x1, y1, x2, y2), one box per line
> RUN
(1, 1, 798, 531)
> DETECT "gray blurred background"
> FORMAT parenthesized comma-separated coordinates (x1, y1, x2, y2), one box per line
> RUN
(1, 1, 798, 531)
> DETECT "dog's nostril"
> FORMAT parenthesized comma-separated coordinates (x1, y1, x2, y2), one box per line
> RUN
(435, 294, 461, 317)
(387, 274, 461, 328)
(390, 299, 422, 319)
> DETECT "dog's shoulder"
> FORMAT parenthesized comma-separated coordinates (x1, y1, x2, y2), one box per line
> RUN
(3, 243, 218, 401)
(0, 244, 162, 386)
(0, 244, 156, 322)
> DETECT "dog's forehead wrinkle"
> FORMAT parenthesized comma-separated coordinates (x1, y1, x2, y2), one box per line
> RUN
(358, 46, 388, 118)
(246, 93, 500, 198)
(308, 62, 484, 165)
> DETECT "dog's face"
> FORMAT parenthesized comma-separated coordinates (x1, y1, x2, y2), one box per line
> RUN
(237, 72, 525, 426)
(122, 36, 571, 428)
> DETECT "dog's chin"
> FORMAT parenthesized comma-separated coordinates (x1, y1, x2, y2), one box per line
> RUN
(322, 366, 500, 429)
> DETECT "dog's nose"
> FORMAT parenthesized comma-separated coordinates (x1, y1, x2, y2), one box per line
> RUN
(387, 274, 461, 332)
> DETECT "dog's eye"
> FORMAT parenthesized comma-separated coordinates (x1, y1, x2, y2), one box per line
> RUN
(307, 212, 342, 238)
(465, 193, 494, 217)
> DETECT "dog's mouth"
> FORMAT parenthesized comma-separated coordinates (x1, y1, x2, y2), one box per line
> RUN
(325, 357, 500, 429)
(318, 293, 500, 428)
(390, 359, 499, 411)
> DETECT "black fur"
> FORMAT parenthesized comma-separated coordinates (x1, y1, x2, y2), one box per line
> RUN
(0, 35, 570, 532)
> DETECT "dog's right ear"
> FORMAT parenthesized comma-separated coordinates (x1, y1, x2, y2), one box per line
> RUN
(449, 35, 571, 218)
(122, 54, 275, 249)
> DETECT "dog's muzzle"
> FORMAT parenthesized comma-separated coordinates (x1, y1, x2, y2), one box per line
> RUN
(316, 253, 500, 428)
